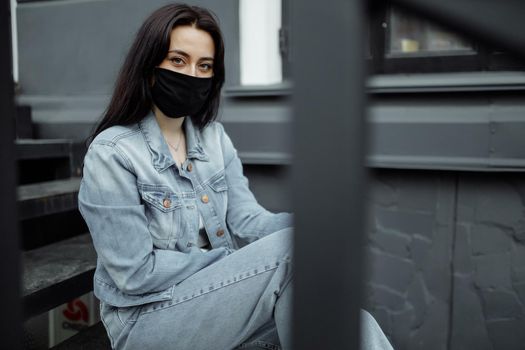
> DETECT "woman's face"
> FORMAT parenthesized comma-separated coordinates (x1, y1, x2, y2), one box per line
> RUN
(158, 25, 215, 78)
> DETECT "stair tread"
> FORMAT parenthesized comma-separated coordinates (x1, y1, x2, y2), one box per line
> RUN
(16, 138, 73, 160)
(18, 177, 81, 202)
(16, 138, 72, 145)
(22, 233, 96, 297)
(17, 178, 81, 219)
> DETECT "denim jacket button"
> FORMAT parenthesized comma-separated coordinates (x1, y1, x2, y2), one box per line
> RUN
(201, 194, 209, 203)
(187, 163, 193, 172)
(216, 229, 225, 237)
(163, 198, 171, 208)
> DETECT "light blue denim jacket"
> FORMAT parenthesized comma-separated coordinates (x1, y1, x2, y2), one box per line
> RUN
(78, 112, 292, 307)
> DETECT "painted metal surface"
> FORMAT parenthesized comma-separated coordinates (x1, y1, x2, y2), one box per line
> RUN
(291, 0, 367, 348)
(0, 0, 22, 347)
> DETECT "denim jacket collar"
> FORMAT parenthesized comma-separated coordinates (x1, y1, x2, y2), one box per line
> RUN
(139, 111, 209, 173)
(184, 116, 209, 162)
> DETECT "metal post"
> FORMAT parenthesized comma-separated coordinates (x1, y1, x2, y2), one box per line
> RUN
(0, 0, 22, 347)
(291, 0, 368, 348)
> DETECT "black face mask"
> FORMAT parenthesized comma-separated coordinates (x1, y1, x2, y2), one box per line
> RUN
(151, 67, 212, 119)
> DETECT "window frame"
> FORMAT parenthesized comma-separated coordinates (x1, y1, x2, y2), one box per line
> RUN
(368, 6, 525, 75)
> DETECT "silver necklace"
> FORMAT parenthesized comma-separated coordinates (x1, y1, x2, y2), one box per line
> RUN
(165, 132, 183, 152)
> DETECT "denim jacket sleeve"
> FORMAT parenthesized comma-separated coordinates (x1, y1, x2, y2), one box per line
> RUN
(218, 124, 293, 244)
(78, 141, 229, 295)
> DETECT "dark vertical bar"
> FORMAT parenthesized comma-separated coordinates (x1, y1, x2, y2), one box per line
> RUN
(369, 2, 387, 74)
(291, 0, 367, 349)
(0, 0, 22, 348)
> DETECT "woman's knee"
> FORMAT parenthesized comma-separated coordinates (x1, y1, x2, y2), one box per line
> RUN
(256, 227, 293, 260)
(360, 310, 393, 350)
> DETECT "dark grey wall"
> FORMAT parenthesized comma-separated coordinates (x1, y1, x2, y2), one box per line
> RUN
(365, 170, 455, 350)
(451, 174, 525, 350)
(365, 170, 525, 350)
(250, 167, 525, 350)
(17, 0, 240, 96)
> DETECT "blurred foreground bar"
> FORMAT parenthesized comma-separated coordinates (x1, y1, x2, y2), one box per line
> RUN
(0, 0, 22, 348)
(291, 0, 368, 348)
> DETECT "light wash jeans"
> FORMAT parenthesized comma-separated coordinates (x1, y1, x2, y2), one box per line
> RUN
(100, 228, 393, 350)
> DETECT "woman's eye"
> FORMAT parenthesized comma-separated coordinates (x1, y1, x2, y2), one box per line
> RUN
(200, 63, 213, 72)
(169, 57, 184, 65)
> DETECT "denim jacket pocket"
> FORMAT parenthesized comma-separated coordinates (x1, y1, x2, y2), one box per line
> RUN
(208, 171, 228, 192)
(207, 171, 229, 212)
(138, 184, 182, 249)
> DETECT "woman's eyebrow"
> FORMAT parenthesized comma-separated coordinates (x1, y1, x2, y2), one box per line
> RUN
(168, 49, 190, 58)
(168, 49, 213, 61)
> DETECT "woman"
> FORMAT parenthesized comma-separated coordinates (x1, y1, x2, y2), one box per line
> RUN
(78, 3, 392, 349)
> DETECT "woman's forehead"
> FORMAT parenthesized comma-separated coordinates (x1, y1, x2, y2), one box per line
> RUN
(169, 25, 215, 58)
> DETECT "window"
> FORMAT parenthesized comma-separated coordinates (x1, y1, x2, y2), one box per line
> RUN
(239, 0, 283, 86)
(388, 9, 472, 55)
(225, 0, 290, 96)
(369, 7, 525, 74)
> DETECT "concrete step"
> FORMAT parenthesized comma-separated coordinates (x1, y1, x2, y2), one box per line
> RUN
(22, 233, 96, 320)
(18, 177, 81, 220)
(16, 138, 73, 161)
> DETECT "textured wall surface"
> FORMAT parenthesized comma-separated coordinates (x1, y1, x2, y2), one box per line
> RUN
(365, 170, 525, 350)
(450, 174, 525, 350)
(365, 170, 455, 350)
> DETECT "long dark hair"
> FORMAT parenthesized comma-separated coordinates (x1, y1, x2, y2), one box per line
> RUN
(87, 3, 225, 145)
